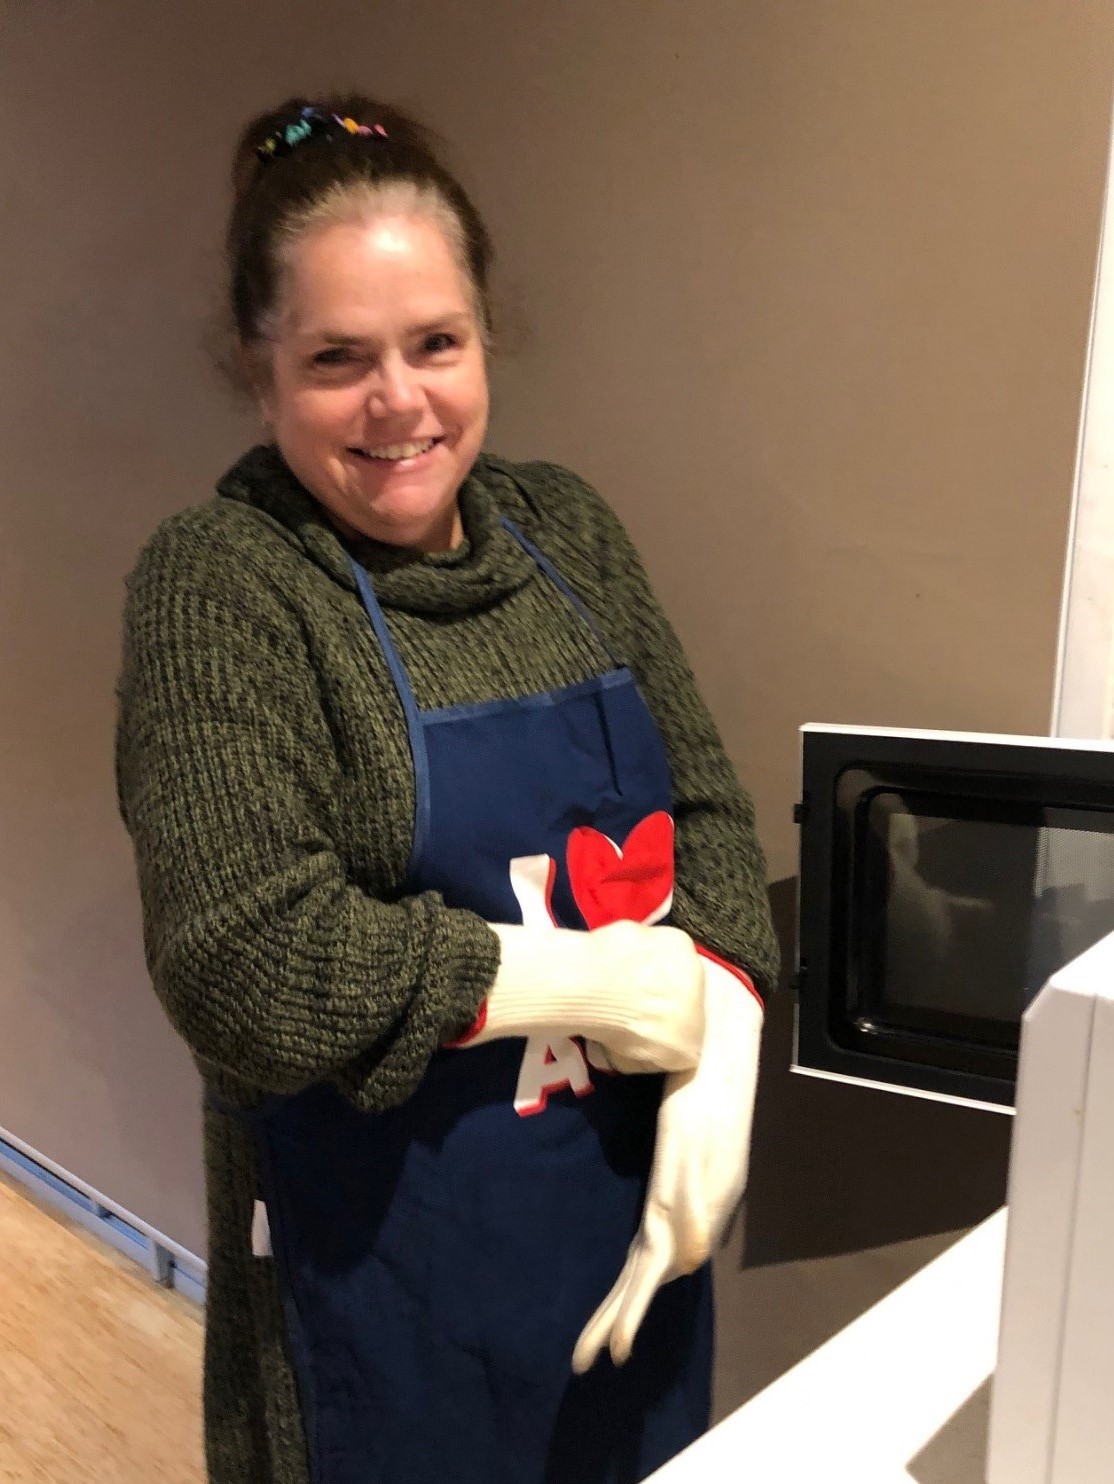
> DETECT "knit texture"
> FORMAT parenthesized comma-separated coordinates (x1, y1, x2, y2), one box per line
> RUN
(114, 444, 780, 1483)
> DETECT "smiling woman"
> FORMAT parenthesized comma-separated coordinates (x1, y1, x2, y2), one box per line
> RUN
(115, 92, 778, 1484)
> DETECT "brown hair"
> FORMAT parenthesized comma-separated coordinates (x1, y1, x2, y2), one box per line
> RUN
(218, 92, 494, 398)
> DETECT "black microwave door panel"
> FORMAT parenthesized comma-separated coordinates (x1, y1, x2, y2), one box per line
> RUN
(795, 727, 1114, 1109)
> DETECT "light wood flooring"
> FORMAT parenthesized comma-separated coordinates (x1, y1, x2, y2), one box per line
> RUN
(0, 1167, 205, 1483)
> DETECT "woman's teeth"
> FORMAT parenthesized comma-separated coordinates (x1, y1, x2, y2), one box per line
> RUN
(355, 438, 437, 461)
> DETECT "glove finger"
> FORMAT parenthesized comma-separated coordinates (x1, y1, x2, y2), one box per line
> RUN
(583, 1040, 618, 1074)
(571, 1286, 624, 1376)
(676, 1150, 716, 1273)
(660, 1111, 712, 1274)
(572, 1267, 638, 1375)
(609, 1239, 674, 1367)
(571, 1243, 642, 1375)
(603, 1047, 681, 1076)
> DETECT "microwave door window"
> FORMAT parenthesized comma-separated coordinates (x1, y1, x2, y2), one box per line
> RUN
(856, 794, 1114, 1051)
(1030, 825, 1114, 986)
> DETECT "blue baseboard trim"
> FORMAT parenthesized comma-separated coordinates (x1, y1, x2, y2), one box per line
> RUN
(0, 1131, 207, 1307)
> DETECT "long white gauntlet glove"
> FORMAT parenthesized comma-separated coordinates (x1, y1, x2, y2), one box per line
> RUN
(572, 955, 764, 1372)
(449, 920, 706, 1073)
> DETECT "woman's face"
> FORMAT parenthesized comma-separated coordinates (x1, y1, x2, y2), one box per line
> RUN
(257, 213, 490, 552)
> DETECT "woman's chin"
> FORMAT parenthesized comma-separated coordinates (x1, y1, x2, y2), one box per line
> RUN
(355, 492, 462, 552)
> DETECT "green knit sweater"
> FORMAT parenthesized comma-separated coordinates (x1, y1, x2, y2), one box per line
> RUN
(114, 443, 779, 1483)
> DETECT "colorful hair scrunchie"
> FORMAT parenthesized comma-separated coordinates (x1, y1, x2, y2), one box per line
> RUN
(256, 105, 389, 164)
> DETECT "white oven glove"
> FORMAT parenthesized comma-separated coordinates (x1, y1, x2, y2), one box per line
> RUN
(449, 921, 706, 1073)
(571, 956, 764, 1372)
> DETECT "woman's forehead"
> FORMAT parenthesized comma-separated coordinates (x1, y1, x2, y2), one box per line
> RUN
(277, 216, 476, 325)
(286, 215, 462, 283)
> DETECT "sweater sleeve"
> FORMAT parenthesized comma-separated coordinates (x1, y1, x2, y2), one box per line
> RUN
(114, 516, 498, 1112)
(517, 462, 781, 1003)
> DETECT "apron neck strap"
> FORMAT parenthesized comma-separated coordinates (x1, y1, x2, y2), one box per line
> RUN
(499, 517, 621, 666)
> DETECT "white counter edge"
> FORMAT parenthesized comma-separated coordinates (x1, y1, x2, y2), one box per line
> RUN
(648, 1207, 1007, 1484)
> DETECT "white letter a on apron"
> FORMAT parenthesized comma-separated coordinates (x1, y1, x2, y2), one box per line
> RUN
(507, 852, 595, 1117)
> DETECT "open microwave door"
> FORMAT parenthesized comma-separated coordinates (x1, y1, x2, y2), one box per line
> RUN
(794, 724, 1114, 1110)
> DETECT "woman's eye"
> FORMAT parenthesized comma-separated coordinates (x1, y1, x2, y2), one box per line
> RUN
(424, 332, 458, 355)
(313, 348, 354, 367)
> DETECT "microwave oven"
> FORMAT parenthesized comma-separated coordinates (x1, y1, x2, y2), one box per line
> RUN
(794, 724, 1114, 1110)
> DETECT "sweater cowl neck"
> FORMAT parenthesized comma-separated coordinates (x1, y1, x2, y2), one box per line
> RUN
(215, 443, 536, 617)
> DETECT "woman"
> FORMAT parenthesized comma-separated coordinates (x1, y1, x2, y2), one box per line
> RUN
(115, 94, 779, 1484)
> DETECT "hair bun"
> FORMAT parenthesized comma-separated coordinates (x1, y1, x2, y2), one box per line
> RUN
(230, 94, 445, 206)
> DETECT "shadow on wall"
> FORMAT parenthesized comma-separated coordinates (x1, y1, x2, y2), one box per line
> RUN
(740, 878, 1012, 1269)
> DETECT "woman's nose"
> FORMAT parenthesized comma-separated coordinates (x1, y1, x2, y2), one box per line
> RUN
(369, 354, 424, 416)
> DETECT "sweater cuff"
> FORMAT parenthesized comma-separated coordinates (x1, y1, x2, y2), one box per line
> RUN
(695, 943, 764, 1010)
(444, 1000, 488, 1047)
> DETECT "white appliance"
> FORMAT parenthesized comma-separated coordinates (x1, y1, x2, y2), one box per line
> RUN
(988, 927, 1114, 1483)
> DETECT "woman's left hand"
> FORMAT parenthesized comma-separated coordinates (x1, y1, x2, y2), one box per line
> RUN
(572, 957, 764, 1373)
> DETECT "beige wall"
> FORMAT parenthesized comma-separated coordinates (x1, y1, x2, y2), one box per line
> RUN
(0, 1, 1110, 1265)
(472, 1, 1114, 878)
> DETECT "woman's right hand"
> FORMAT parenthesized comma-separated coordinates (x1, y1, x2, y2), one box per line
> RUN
(450, 920, 706, 1073)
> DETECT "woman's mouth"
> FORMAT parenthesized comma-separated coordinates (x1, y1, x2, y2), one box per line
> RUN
(349, 436, 444, 464)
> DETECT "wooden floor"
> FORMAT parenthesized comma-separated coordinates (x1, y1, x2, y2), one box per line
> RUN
(0, 1167, 205, 1483)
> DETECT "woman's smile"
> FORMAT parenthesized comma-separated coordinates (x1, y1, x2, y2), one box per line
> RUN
(348, 435, 444, 463)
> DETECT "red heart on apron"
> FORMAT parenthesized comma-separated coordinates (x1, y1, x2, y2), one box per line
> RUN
(566, 811, 675, 928)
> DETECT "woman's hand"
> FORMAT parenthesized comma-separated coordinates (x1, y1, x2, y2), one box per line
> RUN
(572, 957, 763, 1372)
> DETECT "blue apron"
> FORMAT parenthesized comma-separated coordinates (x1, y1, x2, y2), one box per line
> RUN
(210, 518, 713, 1484)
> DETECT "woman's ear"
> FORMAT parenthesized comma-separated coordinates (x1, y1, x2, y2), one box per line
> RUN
(237, 338, 275, 428)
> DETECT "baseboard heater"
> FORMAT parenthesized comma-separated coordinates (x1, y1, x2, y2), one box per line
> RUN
(0, 1125, 206, 1307)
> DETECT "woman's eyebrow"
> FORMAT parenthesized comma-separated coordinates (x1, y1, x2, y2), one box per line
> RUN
(415, 311, 472, 330)
(302, 313, 471, 346)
